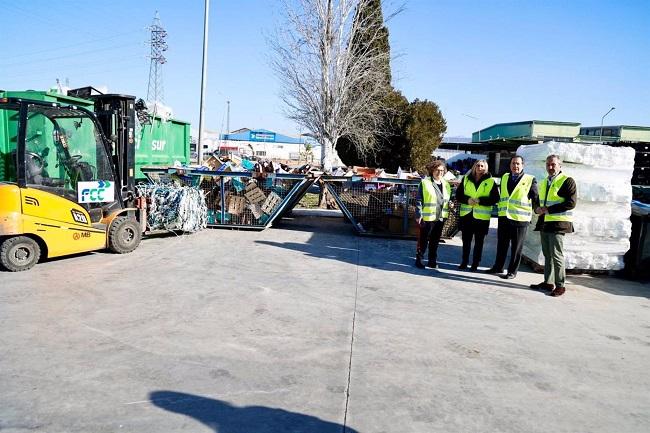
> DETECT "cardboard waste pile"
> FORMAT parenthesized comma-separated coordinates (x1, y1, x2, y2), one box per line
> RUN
(203, 154, 318, 176)
(517, 141, 636, 270)
(198, 155, 319, 226)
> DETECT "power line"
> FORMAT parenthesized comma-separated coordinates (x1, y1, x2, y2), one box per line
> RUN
(0, 42, 143, 68)
(6, 30, 143, 60)
(0, 55, 145, 81)
(4, 2, 97, 39)
(3, 2, 100, 36)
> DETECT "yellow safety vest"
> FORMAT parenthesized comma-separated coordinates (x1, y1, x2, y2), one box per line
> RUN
(498, 173, 534, 222)
(459, 175, 494, 221)
(421, 177, 451, 222)
(539, 172, 573, 223)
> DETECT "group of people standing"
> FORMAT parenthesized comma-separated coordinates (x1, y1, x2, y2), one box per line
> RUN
(415, 154, 577, 297)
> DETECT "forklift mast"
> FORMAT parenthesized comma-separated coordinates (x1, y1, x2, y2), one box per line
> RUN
(68, 87, 136, 205)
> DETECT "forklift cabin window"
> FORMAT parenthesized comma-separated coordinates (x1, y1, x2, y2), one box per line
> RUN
(23, 105, 115, 205)
(0, 107, 19, 182)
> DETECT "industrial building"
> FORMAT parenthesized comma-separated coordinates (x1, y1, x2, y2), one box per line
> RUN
(578, 125, 650, 143)
(196, 128, 318, 162)
(472, 120, 580, 143)
(444, 120, 650, 185)
(471, 120, 650, 144)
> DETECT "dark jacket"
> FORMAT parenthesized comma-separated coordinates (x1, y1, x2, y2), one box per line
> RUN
(534, 173, 577, 234)
(456, 173, 499, 233)
(499, 172, 539, 227)
(455, 172, 500, 207)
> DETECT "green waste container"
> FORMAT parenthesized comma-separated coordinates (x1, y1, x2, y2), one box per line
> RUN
(136, 116, 190, 181)
(0, 90, 191, 183)
(0, 90, 95, 183)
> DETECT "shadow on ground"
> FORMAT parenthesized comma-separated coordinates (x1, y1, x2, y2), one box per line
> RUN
(150, 391, 358, 433)
(568, 274, 650, 298)
(268, 216, 535, 292)
(272, 216, 650, 299)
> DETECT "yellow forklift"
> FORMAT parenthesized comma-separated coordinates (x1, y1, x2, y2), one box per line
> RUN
(0, 93, 144, 271)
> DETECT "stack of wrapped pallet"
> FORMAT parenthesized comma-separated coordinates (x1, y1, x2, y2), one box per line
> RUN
(517, 141, 636, 270)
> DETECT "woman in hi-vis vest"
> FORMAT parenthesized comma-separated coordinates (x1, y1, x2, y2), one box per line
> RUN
(415, 160, 453, 269)
(455, 160, 500, 271)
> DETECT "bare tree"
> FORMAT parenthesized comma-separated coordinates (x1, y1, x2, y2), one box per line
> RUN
(271, 0, 396, 172)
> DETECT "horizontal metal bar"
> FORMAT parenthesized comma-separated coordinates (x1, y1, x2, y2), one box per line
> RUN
(321, 175, 421, 185)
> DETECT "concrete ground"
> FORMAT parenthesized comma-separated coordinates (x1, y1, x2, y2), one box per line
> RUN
(1, 213, 649, 433)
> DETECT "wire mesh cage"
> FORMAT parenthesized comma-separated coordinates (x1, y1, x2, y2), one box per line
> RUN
(322, 176, 460, 239)
(142, 168, 315, 229)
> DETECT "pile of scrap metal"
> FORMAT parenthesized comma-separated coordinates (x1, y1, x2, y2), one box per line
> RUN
(136, 183, 208, 233)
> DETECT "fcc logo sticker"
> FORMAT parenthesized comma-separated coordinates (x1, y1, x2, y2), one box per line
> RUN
(78, 180, 115, 203)
(71, 209, 89, 224)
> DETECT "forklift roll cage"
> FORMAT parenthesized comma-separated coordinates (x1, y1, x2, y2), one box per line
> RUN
(1, 95, 135, 208)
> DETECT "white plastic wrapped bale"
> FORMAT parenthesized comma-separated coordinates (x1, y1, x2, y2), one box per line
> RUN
(516, 141, 636, 169)
(517, 141, 635, 270)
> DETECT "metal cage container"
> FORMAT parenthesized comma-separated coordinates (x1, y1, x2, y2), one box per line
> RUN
(322, 176, 460, 239)
(142, 168, 316, 230)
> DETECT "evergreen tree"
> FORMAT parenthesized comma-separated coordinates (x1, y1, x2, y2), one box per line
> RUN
(336, 0, 448, 173)
(350, 0, 392, 88)
(338, 0, 394, 167)
(405, 99, 447, 173)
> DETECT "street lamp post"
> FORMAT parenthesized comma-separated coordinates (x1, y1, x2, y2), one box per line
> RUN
(599, 107, 615, 143)
(197, 0, 210, 163)
(462, 113, 480, 142)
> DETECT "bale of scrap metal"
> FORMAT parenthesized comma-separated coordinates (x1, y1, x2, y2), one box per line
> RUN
(136, 183, 208, 232)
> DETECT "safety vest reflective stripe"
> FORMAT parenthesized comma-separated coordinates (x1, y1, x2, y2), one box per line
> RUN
(504, 209, 532, 217)
(498, 173, 534, 222)
(499, 198, 529, 207)
(549, 210, 573, 217)
(460, 205, 493, 215)
(421, 178, 451, 222)
(540, 172, 573, 223)
(459, 175, 494, 221)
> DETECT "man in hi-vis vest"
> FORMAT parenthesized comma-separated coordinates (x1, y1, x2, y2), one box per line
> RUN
(486, 155, 539, 279)
(415, 160, 452, 269)
(531, 155, 577, 297)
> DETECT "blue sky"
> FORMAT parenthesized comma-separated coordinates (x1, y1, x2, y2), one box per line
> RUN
(1, 0, 648, 138)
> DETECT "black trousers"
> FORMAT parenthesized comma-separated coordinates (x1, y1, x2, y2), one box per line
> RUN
(493, 217, 528, 275)
(460, 218, 489, 266)
(417, 220, 445, 264)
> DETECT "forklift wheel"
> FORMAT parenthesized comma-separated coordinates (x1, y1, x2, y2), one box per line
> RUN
(0, 236, 41, 272)
(108, 216, 142, 254)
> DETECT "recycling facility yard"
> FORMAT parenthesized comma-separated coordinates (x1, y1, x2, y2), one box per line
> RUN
(1, 213, 650, 433)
